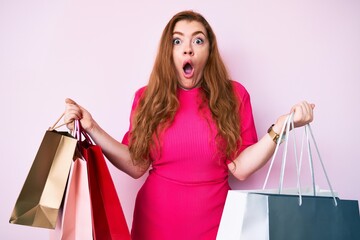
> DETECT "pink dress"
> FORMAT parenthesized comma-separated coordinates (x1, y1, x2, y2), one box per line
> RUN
(122, 81, 257, 240)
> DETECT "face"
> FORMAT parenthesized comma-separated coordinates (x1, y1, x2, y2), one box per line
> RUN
(172, 20, 210, 89)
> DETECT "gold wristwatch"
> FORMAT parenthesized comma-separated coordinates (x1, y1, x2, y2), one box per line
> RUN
(267, 124, 281, 144)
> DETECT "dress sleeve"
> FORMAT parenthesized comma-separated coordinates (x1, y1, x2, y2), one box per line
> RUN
(121, 87, 146, 146)
(232, 80, 258, 153)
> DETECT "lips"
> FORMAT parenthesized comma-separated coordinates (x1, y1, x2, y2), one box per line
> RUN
(182, 60, 194, 78)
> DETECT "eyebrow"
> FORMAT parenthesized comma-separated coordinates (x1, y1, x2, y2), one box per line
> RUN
(172, 30, 206, 37)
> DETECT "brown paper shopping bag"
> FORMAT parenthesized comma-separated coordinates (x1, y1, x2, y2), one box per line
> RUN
(9, 114, 77, 229)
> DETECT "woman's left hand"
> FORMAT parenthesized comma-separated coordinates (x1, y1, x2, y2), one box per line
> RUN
(291, 101, 315, 128)
(272, 101, 315, 133)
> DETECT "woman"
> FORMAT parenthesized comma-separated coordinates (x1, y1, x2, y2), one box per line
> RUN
(65, 10, 314, 240)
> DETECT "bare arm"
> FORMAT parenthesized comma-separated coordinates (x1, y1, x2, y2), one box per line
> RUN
(229, 101, 315, 181)
(64, 98, 149, 179)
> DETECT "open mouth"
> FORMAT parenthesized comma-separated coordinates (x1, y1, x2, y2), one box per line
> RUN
(182, 61, 194, 78)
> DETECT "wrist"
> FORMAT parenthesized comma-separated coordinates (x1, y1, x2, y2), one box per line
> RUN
(267, 124, 285, 144)
(271, 123, 282, 134)
(84, 119, 98, 135)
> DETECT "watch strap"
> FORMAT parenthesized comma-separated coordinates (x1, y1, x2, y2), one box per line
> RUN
(268, 124, 281, 144)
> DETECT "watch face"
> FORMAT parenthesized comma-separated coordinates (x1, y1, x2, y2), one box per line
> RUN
(268, 125, 279, 143)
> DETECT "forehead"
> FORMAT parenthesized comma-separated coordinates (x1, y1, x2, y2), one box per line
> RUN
(173, 20, 207, 36)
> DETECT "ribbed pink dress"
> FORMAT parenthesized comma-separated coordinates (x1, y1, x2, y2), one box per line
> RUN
(122, 81, 258, 240)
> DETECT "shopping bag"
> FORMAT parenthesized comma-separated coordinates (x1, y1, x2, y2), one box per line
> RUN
(50, 149, 93, 240)
(217, 114, 360, 240)
(10, 114, 77, 229)
(217, 191, 360, 240)
(78, 123, 131, 240)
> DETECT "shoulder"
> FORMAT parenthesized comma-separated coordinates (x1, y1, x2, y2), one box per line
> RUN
(230, 80, 250, 101)
(130, 86, 147, 109)
(135, 86, 147, 97)
(133, 86, 147, 101)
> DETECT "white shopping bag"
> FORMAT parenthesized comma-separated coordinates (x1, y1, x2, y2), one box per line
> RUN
(217, 114, 360, 240)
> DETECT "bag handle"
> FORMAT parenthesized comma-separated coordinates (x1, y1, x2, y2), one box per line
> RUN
(49, 113, 91, 145)
(278, 113, 300, 195)
(73, 119, 92, 145)
(300, 124, 337, 205)
(49, 112, 73, 131)
(263, 113, 337, 206)
(262, 113, 302, 194)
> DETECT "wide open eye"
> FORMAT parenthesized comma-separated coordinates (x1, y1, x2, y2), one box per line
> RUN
(173, 38, 181, 45)
(194, 37, 204, 45)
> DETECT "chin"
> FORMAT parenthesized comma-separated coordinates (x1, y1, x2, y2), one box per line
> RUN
(179, 83, 199, 90)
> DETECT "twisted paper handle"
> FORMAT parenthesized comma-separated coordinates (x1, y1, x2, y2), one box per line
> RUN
(48, 112, 73, 130)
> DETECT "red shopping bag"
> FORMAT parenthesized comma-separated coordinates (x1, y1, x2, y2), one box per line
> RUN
(78, 128, 131, 240)
(50, 152, 93, 240)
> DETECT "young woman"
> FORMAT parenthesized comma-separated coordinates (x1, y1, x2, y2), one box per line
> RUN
(65, 10, 314, 240)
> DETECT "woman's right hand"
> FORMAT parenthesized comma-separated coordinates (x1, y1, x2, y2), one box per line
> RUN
(64, 98, 95, 132)
(65, 99, 146, 178)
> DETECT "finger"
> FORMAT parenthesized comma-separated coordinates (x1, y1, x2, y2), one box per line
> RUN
(296, 102, 310, 121)
(65, 120, 75, 131)
(303, 101, 315, 110)
(64, 109, 82, 129)
(293, 101, 312, 115)
(65, 98, 77, 105)
(303, 101, 314, 117)
(300, 101, 311, 116)
(290, 102, 310, 127)
(300, 101, 314, 123)
(64, 110, 80, 130)
(65, 108, 83, 122)
(291, 103, 304, 116)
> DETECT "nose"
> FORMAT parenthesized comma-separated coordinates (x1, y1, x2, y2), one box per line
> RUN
(183, 49, 194, 56)
(183, 43, 194, 56)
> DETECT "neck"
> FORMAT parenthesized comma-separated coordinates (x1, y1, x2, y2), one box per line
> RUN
(178, 80, 202, 91)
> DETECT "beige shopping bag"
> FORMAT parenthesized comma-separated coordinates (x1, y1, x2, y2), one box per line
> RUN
(9, 114, 77, 229)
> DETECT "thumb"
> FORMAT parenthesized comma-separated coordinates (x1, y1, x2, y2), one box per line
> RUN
(65, 98, 77, 105)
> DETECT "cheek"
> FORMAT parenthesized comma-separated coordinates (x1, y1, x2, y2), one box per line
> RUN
(172, 49, 178, 60)
(199, 52, 209, 67)
(198, 46, 209, 59)
(172, 51, 182, 68)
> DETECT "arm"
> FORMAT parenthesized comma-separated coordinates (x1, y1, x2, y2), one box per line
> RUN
(64, 98, 149, 179)
(229, 101, 315, 181)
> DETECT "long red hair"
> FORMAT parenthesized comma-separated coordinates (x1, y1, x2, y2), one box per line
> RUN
(129, 10, 241, 167)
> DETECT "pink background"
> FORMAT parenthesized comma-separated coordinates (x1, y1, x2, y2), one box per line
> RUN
(1, 0, 359, 239)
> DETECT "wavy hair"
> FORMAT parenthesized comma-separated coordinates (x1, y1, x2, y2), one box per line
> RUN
(128, 10, 241, 167)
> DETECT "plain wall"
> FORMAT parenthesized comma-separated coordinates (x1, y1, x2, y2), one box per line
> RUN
(1, 0, 359, 239)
